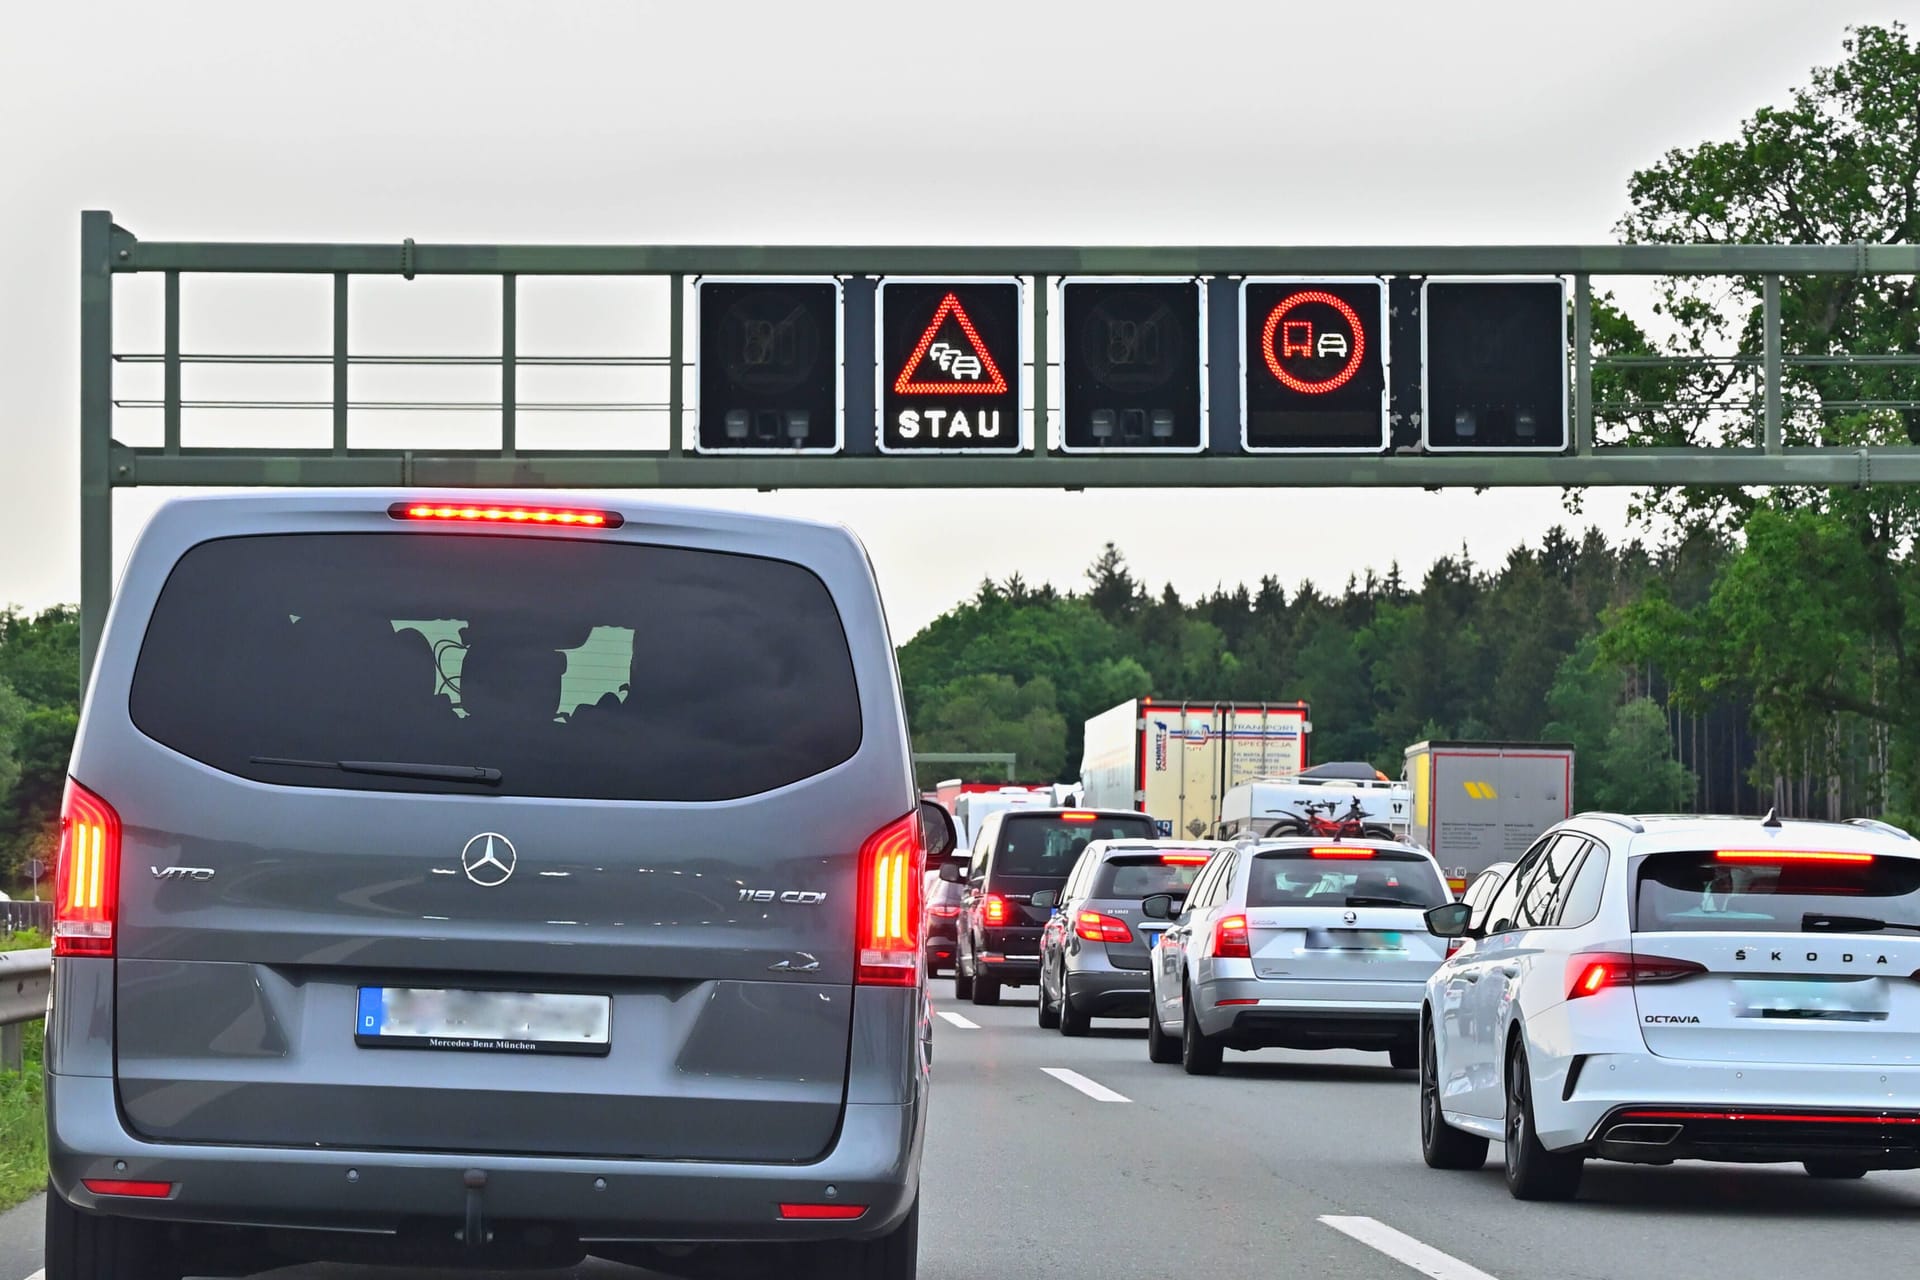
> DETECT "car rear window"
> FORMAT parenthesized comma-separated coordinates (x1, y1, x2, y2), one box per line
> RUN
(1246, 851, 1449, 908)
(993, 814, 1158, 878)
(1092, 853, 1210, 898)
(129, 532, 861, 801)
(1635, 850, 1920, 932)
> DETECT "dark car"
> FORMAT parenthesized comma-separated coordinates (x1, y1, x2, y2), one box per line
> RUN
(1034, 840, 1219, 1034)
(43, 491, 955, 1280)
(944, 808, 1159, 1005)
(924, 872, 964, 975)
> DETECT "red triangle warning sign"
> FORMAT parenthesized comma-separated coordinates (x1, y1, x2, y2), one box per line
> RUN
(893, 293, 1010, 395)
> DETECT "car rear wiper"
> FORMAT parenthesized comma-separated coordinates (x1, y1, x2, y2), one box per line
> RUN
(1803, 912, 1920, 935)
(1344, 895, 1423, 908)
(251, 756, 503, 785)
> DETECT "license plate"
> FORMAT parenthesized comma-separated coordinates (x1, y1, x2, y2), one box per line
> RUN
(1306, 929, 1407, 951)
(1140, 929, 1163, 950)
(356, 987, 612, 1055)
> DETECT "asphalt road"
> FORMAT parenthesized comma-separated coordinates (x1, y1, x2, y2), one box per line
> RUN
(11, 981, 1920, 1279)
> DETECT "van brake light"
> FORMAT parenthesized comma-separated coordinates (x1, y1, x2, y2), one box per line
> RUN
(389, 501, 623, 529)
(856, 813, 922, 987)
(55, 780, 121, 959)
(982, 894, 1013, 926)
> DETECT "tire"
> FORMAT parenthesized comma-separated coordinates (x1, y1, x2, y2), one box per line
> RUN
(1388, 1042, 1418, 1071)
(970, 969, 1001, 1006)
(1804, 1159, 1871, 1180)
(1503, 1041, 1584, 1201)
(1263, 820, 1305, 839)
(1036, 965, 1061, 1029)
(1058, 977, 1091, 1037)
(794, 1197, 918, 1280)
(1147, 1005, 1181, 1064)
(1180, 982, 1224, 1076)
(45, 1184, 180, 1280)
(1420, 1022, 1488, 1171)
(1361, 824, 1395, 840)
(952, 952, 974, 1001)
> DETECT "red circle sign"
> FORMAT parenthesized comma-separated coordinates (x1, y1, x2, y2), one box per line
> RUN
(1261, 291, 1366, 394)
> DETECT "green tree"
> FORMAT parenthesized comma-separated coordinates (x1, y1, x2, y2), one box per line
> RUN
(0, 681, 25, 817)
(1593, 699, 1697, 814)
(912, 674, 1068, 784)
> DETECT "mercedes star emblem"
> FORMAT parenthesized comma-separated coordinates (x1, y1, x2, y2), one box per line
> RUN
(460, 832, 518, 887)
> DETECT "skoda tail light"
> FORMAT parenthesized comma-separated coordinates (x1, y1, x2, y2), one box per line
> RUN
(1568, 951, 1705, 1000)
(1213, 914, 1251, 960)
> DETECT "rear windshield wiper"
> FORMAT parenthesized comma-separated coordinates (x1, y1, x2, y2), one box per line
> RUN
(1803, 912, 1920, 935)
(1344, 895, 1424, 908)
(251, 756, 503, 785)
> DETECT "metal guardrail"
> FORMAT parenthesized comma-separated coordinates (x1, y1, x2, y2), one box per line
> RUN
(0, 946, 51, 1071)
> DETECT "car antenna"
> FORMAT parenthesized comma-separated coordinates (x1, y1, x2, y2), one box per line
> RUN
(1761, 806, 1782, 829)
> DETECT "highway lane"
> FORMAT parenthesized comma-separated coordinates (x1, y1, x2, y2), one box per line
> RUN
(11, 980, 1920, 1279)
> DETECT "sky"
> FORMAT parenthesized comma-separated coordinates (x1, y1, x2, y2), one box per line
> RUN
(1, 0, 1912, 640)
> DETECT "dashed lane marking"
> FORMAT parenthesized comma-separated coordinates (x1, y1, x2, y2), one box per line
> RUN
(937, 1011, 980, 1029)
(1319, 1216, 1502, 1280)
(1041, 1067, 1130, 1102)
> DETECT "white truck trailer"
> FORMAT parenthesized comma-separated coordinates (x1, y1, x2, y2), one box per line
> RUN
(1403, 740, 1575, 891)
(1080, 698, 1310, 839)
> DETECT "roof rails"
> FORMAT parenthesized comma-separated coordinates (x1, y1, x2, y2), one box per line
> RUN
(1845, 817, 1916, 841)
(1577, 812, 1645, 833)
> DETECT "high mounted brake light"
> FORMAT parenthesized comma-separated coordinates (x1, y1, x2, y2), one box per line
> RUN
(1160, 853, 1211, 866)
(55, 780, 121, 959)
(1311, 847, 1375, 859)
(1060, 812, 1097, 823)
(1716, 850, 1874, 865)
(856, 812, 922, 987)
(389, 502, 624, 528)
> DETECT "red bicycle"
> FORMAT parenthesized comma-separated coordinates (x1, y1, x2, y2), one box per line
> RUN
(1263, 796, 1395, 841)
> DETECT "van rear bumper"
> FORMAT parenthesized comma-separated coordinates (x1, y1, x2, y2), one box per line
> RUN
(47, 1072, 923, 1242)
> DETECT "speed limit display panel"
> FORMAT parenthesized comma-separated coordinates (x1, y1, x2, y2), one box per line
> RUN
(1059, 278, 1206, 453)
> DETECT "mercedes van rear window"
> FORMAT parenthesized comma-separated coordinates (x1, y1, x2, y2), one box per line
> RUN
(993, 814, 1158, 878)
(1636, 850, 1920, 932)
(129, 533, 862, 801)
(1247, 850, 1449, 908)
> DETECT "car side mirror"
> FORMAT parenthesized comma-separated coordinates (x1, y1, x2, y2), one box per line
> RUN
(1141, 893, 1185, 921)
(918, 800, 958, 867)
(1424, 901, 1475, 939)
(938, 858, 968, 884)
(1030, 889, 1059, 910)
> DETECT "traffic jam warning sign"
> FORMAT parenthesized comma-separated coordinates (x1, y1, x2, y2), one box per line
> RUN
(1241, 278, 1388, 452)
(879, 278, 1023, 453)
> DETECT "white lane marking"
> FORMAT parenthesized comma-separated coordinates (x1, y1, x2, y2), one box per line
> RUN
(937, 1011, 980, 1029)
(26, 1271, 44, 1280)
(1319, 1216, 1501, 1280)
(1041, 1067, 1130, 1103)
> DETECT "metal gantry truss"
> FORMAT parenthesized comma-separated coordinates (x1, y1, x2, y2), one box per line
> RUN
(78, 210, 1920, 675)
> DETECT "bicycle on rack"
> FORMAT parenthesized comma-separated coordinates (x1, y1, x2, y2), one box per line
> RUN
(1262, 795, 1396, 841)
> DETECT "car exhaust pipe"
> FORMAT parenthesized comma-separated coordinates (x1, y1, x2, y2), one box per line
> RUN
(1603, 1122, 1682, 1146)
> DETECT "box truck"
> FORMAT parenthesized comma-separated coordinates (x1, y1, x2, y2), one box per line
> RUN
(1080, 698, 1310, 839)
(1403, 740, 1575, 891)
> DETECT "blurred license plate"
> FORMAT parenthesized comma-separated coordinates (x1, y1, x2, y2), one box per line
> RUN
(1306, 930, 1406, 951)
(1140, 928, 1164, 950)
(356, 987, 611, 1055)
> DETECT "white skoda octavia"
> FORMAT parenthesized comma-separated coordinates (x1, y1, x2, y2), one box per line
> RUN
(1419, 812, 1920, 1200)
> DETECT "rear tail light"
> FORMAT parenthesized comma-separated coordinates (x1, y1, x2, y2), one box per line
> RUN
(779, 1203, 868, 1221)
(1075, 911, 1134, 944)
(1716, 850, 1874, 865)
(1213, 914, 1251, 959)
(1568, 951, 1706, 1000)
(389, 501, 623, 528)
(982, 894, 1013, 926)
(1445, 939, 1465, 958)
(927, 904, 962, 919)
(55, 780, 121, 959)
(1311, 847, 1375, 859)
(83, 1180, 172, 1199)
(857, 812, 922, 987)
(1216, 998, 1259, 1007)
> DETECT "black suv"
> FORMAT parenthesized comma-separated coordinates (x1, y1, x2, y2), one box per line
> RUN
(943, 808, 1158, 1005)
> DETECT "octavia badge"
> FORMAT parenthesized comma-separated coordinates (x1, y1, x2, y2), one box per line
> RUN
(461, 833, 517, 887)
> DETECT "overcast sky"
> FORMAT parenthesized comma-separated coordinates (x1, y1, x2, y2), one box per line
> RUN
(1, 0, 1909, 639)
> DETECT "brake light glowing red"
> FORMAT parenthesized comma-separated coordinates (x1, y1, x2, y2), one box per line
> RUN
(1568, 951, 1706, 1000)
(779, 1203, 869, 1220)
(83, 1179, 172, 1199)
(927, 904, 961, 919)
(856, 812, 921, 987)
(1060, 812, 1097, 823)
(1715, 850, 1874, 865)
(1310, 847, 1375, 859)
(389, 501, 623, 528)
(54, 780, 120, 959)
(982, 894, 1013, 927)
(1215, 998, 1259, 1007)
(1075, 911, 1134, 944)
(1213, 914, 1251, 959)
(1614, 1110, 1920, 1126)
(1160, 853, 1211, 866)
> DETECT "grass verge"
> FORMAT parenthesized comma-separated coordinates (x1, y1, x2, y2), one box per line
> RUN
(0, 928, 47, 1211)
